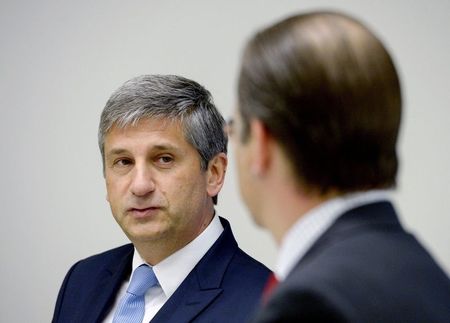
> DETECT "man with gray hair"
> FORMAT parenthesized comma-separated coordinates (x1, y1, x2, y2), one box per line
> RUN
(52, 75, 270, 323)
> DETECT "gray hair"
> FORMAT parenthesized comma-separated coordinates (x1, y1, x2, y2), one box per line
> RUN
(99, 74, 227, 172)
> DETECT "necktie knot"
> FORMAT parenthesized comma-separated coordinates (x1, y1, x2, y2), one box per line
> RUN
(127, 265, 158, 296)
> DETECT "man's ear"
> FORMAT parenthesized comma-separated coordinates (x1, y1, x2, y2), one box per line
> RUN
(206, 152, 228, 198)
(248, 119, 271, 176)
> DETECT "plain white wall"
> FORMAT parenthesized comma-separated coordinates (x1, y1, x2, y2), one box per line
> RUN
(1, 0, 449, 321)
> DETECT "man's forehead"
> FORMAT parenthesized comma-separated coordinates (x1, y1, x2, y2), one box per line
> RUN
(108, 116, 183, 134)
(103, 117, 193, 153)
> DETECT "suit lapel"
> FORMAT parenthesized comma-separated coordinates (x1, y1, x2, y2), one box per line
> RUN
(80, 245, 134, 322)
(151, 217, 238, 323)
(150, 273, 223, 323)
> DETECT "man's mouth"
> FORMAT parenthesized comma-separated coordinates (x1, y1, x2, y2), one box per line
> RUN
(128, 207, 161, 218)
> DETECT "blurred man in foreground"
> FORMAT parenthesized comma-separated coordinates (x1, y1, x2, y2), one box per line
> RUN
(231, 11, 450, 322)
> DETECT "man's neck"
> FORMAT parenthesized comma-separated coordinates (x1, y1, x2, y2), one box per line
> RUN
(263, 179, 340, 245)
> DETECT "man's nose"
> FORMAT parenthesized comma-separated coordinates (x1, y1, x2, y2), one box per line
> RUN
(130, 165, 156, 197)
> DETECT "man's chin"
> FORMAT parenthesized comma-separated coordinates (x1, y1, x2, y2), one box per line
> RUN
(123, 225, 167, 243)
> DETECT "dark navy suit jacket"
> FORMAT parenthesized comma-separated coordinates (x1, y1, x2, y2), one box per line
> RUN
(53, 218, 270, 323)
(252, 202, 450, 323)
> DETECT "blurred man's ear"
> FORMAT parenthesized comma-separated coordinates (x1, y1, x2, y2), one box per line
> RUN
(248, 119, 271, 177)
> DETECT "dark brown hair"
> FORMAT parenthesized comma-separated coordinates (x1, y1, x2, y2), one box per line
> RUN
(238, 11, 402, 193)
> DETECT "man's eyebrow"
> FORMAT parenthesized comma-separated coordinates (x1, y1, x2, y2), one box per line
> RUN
(106, 148, 129, 157)
(106, 144, 181, 157)
(152, 144, 179, 151)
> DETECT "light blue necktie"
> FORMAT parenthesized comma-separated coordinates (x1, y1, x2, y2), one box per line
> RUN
(113, 264, 158, 323)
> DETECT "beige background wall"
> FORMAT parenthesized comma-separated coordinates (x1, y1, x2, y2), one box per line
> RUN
(1, 1, 449, 321)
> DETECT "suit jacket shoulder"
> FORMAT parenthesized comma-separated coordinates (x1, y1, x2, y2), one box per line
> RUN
(52, 244, 134, 323)
(254, 202, 450, 323)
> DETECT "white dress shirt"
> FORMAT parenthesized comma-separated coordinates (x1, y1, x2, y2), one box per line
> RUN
(275, 190, 392, 281)
(103, 214, 224, 323)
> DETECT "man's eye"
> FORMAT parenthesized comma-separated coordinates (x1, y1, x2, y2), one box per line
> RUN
(159, 156, 173, 163)
(114, 158, 132, 167)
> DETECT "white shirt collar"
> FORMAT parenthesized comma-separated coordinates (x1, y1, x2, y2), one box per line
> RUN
(132, 214, 224, 299)
(275, 190, 392, 280)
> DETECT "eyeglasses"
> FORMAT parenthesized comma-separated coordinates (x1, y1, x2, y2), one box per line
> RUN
(224, 118, 235, 138)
